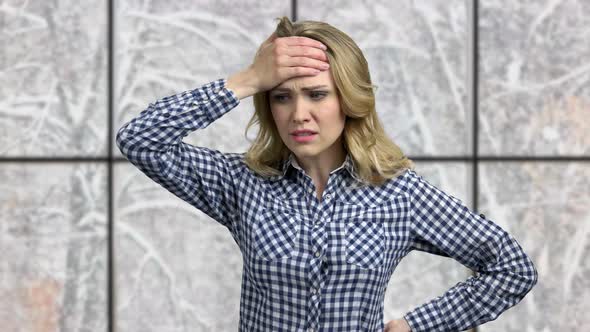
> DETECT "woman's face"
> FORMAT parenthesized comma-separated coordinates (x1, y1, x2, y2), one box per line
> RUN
(268, 69, 346, 160)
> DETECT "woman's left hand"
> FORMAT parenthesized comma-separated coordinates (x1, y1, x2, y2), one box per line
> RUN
(384, 318, 412, 332)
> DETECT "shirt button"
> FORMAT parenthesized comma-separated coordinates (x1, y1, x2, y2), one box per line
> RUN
(308, 328, 315, 332)
(214, 88, 220, 93)
(325, 193, 332, 200)
(479, 213, 485, 218)
(203, 95, 209, 101)
(314, 251, 320, 257)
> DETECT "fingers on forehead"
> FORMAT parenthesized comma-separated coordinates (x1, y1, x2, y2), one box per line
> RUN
(287, 36, 324, 48)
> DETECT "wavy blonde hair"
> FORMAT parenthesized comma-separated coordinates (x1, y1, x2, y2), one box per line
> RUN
(243, 16, 415, 186)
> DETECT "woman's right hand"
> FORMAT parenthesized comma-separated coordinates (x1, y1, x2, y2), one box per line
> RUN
(227, 32, 330, 100)
(249, 32, 330, 92)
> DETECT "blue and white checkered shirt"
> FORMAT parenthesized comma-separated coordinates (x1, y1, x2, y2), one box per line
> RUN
(116, 78, 538, 332)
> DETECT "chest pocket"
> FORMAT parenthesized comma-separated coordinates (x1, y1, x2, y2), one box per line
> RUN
(252, 207, 301, 261)
(337, 190, 403, 270)
(342, 192, 410, 270)
(345, 218, 385, 270)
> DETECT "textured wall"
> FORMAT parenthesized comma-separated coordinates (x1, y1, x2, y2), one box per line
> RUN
(478, 0, 590, 330)
(1, 0, 588, 331)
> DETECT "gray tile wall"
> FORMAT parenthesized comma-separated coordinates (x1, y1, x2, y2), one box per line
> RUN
(1, 0, 587, 331)
(1, 1, 107, 157)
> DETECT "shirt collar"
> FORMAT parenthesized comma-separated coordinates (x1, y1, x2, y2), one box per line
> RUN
(276, 151, 361, 183)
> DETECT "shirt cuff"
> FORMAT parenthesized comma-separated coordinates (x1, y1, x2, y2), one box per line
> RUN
(403, 297, 448, 332)
(189, 78, 240, 123)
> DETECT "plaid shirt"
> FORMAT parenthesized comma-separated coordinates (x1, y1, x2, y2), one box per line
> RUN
(116, 78, 538, 332)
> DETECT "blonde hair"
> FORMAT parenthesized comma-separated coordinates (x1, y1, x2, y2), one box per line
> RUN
(242, 16, 415, 186)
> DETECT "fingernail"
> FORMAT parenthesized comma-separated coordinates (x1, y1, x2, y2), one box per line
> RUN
(321, 44, 327, 50)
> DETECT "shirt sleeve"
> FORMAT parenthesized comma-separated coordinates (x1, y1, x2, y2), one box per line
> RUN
(402, 170, 538, 332)
(116, 78, 241, 236)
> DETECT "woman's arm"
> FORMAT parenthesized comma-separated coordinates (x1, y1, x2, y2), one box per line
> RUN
(115, 31, 330, 244)
(116, 78, 242, 233)
(402, 170, 538, 331)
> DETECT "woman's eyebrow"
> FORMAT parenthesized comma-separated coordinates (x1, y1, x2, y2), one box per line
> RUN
(271, 85, 328, 92)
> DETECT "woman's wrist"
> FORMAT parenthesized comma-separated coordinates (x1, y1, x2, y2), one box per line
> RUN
(401, 317, 412, 331)
(226, 66, 260, 100)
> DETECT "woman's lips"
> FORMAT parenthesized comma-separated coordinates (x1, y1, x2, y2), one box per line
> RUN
(291, 133, 317, 143)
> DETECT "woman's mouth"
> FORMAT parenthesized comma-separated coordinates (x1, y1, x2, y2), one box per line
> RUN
(291, 133, 318, 143)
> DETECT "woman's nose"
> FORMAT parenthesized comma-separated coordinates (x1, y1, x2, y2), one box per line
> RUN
(292, 98, 312, 121)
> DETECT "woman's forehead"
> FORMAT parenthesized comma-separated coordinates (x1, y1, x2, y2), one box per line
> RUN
(272, 70, 333, 92)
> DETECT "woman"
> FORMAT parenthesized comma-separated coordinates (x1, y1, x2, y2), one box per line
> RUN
(117, 16, 538, 332)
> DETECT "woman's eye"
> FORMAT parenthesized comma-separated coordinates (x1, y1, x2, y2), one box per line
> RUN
(273, 95, 288, 102)
(272, 92, 327, 102)
(310, 91, 327, 99)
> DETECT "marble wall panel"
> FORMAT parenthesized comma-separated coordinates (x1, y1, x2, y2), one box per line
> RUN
(300, 0, 470, 156)
(114, 163, 243, 331)
(0, 163, 108, 331)
(3, 0, 586, 331)
(0, 1, 107, 156)
(479, 0, 590, 156)
(478, 162, 589, 331)
(114, 0, 291, 158)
